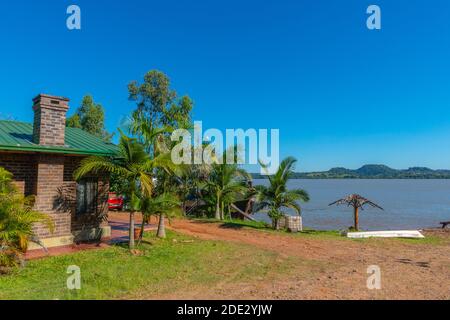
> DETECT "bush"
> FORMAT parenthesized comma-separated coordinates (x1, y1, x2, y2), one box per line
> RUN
(0, 167, 54, 271)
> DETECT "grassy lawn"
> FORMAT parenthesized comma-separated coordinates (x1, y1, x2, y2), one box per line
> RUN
(0, 230, 298, 300)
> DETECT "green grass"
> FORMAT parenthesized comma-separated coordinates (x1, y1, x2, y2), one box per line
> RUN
(368, 233, 448, 246)
(0, 230, 297, 300)
(194, 218, 346, 239)
(193, 218, 270, 230)
(294, 228, 345, 239)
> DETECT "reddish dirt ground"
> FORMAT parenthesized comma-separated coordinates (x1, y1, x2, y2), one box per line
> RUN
(162, 219, 450, 300)
(28, 213, 450, 299)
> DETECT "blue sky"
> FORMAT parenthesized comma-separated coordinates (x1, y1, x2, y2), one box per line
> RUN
(1, 0, 450, 171)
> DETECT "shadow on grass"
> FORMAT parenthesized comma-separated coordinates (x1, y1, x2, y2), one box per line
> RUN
(300, 229, 342, 236)
(219, 222, 267, 230)
(190, 218, 270, 230)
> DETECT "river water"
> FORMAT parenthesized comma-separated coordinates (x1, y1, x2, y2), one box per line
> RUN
(253, 179, 450, 230)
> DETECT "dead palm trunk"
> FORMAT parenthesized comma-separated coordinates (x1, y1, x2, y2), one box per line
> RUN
(157, 213, 166, 238)
(354, 206, 359, 231)
(129, 211, 135, 249)
(329, 194, 383, 232)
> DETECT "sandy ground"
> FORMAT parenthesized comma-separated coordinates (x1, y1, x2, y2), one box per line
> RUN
(166, 219, 450, 300)
(109, 213, 450, 300)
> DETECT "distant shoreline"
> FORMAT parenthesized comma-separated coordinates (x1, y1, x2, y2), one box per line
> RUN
(252, 164, 450, 179)
(252, 176, 450, 180)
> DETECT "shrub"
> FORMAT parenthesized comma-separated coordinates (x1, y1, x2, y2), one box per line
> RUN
(0, 167, 54, 271)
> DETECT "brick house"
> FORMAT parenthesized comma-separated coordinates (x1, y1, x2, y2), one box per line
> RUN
(0, 94, 118, 250)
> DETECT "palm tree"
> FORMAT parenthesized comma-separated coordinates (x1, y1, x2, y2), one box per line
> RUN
(176, 161, 212, 208)
(141, 193, 181, 238)
(329, 194, 383, 231)
(207, 161, 251, 220)
(74, 132, 173, 249)
(0, 168, 54, 268)
(254, 157, 310, 229)
(128, 111, 173, 156)
(129, 192, 181, 242)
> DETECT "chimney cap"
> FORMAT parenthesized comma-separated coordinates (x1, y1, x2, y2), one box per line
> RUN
(32, 94, 70, 103)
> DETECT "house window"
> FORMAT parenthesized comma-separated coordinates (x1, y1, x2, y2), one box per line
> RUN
(76, 178, 98, 215)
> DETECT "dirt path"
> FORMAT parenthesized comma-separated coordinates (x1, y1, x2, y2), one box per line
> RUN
(164, 219, 450, 300)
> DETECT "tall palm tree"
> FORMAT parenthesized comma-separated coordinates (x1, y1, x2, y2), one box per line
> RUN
(207, 161, 251, 220)
(255, 157, 310, 229)
(74, 132, 173, 249)
(329, 194, 383, 231)
(129, 111, 186, 238)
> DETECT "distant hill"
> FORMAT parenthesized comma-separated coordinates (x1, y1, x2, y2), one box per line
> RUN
(252, 164, 450, 179)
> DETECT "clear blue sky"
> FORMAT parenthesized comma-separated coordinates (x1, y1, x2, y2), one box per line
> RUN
(1, 0, 450, 171)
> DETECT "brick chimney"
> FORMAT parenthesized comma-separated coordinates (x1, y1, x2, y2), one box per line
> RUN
(32, 94, 70, 146)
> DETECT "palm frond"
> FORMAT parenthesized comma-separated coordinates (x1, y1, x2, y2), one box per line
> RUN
(285, 189, 310, 202)
(329, 194, 383, 210)
(73, 156, 129, 180)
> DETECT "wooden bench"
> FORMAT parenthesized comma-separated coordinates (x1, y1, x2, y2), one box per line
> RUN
(440, 221, 450, 229)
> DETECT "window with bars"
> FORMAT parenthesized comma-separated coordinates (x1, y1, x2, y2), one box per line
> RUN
(76, 178, 98, 215)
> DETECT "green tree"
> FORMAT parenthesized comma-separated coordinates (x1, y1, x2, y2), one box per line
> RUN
(114, 70, 196, 244)
(127, 70, 194, 225)
(128, 70, 193, 140)
(206, 158, 251, 220)
(139, 193, 181, 239)
(73, 132, 174, 249)
(255, 157, 310, 229)
(171, 162, 212, 215)
(67, 95, 112, 142)
(0, 168, 54, 269)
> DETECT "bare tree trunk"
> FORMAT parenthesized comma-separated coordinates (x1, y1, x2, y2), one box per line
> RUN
(138, 216, 146, 244)
(181, 201, 186, 215)
(157, 213, 166, 238)
(273, 218, 279, 230)
(220, 202, 225, 220)
(129, 211, 135, 249)
(215, 193, 221, 220)
(354, 206, 359, 231)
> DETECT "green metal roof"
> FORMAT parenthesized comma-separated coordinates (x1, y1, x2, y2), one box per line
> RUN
(0, 120, 118, 156)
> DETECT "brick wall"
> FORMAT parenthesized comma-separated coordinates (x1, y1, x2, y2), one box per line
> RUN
(0, 152, 110, 240)
(0, 153, 36, 196)
(33, 154, 71, 238)
(34, 154, 66, 212)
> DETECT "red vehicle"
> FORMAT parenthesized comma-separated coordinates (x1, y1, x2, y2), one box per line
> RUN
(108, 192, 124, 211)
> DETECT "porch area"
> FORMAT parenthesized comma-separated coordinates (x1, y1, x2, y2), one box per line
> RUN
(25, 212, 156, 260)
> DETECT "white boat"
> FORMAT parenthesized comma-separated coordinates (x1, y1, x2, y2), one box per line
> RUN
(347, 230, 425, 239)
